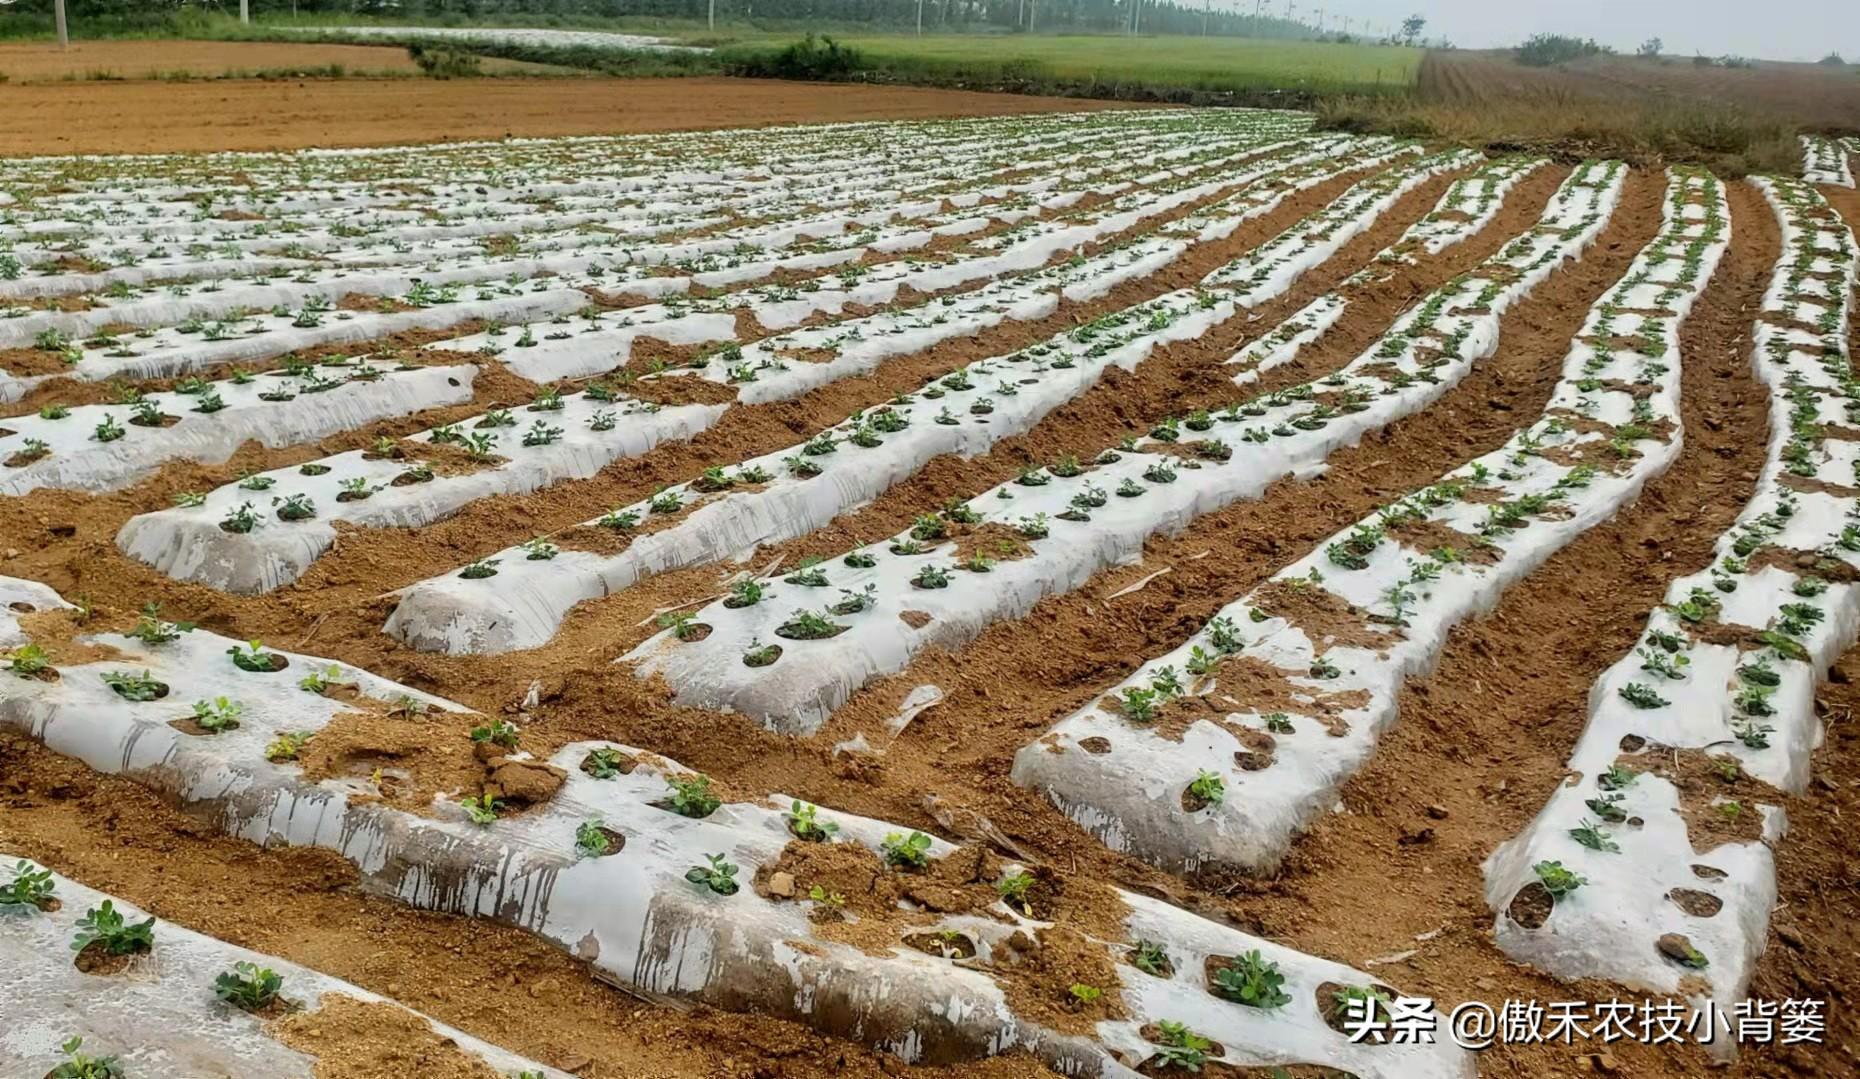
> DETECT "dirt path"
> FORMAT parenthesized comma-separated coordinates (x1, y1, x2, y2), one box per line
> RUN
(0, 75, 1138, 155)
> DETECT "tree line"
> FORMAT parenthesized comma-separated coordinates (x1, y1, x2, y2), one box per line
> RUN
(0, 0, 1402, 42)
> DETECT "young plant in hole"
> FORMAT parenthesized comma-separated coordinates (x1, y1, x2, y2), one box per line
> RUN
(461, 792, 504, 826)
(912, 564, 951, 589)
(46, 1037, 124, 1079)
(685, 853, 739, 895)
(648, 488, 683, 514)
(1211, 949, 1290, 1009)
(666, 775, 721, 818)
(598, 507, 640, 531)
(1618, 682, 1669, 709)
(784, 559, 829, 587)
(227, 639, 279, 672)
(189, 696, 243, 733)
(786, 454, 823, 478)
(786, 800, 839, 841)
(215, 961, 284, 1012)
(1598, 764, 1638, 791)
(92, 415, 125, 443)
(470, 718, 521, 751)
(1186, 769, 1226, 808)
(1637, 646, 1689, 680)
(0, 860, 54, 912)
(72, 900, 155, 957)
(743, 637, 780, 667)
(1115, 477, 1145, 498)
(220, 501, 259, 534)
(1147, 1020, 1211, 1071)
(881, 830, 934, 870)
(995, 869, 1035, 916)
(1119, 685, 1159, 723)
(4, 642, 51, 678)
(520, 536, 559, 561)
(576, 819, 618, 858)
(1532, 860, 1585, 898)
(580, 747, 630, 780)
(459, 556, 500, 580)
(1568, 819, 1619, 853)
(962, 553, 994, 574)
(726, 579, 766, 608)
(101, 670, 163, 702)
(264, 730, 313, 763)
(1129, 940, 1172, 977)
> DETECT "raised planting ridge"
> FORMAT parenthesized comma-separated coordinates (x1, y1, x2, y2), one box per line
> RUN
(1013, 167, 1727, 875)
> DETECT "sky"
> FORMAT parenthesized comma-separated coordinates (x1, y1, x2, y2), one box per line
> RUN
(1224, 0, 1860, 63)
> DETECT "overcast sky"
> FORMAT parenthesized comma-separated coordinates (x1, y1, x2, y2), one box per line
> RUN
(1237, 1, 1860, 62)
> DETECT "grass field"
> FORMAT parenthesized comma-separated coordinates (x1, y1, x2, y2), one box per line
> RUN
(719, 32, 1420, 96)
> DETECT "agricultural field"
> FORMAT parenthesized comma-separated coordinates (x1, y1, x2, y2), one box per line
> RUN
(0, 102, 1857, 1079)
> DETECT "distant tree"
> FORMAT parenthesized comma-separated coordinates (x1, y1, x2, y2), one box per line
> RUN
(1516, 33, 1612, 67)
(1400, 14, 1425, 46)
(1636, 37, 1663, 58)
(1819, 52, 1847, 66)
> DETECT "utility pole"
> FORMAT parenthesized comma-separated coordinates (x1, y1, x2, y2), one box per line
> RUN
(240, 0, 249, 24)
(708, 0, 715, 31)
(1202, 0, 1208, 36)
(54, 0, 67, 48)
(916, 0, 923, 34)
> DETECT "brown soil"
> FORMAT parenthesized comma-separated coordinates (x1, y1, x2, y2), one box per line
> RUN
(270, 993, 533, 1079)
(0, 39, 562, 83)
(0, 75, 1138, 156)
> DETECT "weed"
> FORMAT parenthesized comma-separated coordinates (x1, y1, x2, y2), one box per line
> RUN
(1068, 983, 1104, 1005)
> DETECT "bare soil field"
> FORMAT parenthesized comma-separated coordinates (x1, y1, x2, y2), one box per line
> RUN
(0, 73, 1130, 154)
(0, 107, 1856, 1079)
(0, 37, 565, 82)
(1420, 49, 1860, 130)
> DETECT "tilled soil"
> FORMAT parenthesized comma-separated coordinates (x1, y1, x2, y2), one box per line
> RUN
(0, 73, 1140, 155)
